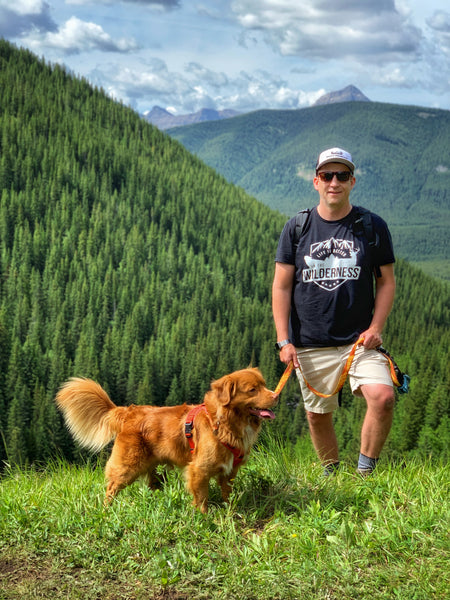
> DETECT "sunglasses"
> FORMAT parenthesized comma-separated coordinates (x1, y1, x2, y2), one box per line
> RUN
(317, 171, 353, 182)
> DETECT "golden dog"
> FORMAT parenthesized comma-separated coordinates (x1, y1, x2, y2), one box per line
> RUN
(55, 368, 278, 512)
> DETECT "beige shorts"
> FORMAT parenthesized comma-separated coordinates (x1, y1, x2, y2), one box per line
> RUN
(295, 344, 393, 414)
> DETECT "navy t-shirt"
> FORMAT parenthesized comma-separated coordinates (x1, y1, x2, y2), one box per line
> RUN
(275, 206, 395, 347)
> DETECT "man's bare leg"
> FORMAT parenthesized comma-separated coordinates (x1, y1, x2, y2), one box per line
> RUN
(360, 384, 395, 457)
(358, 383, 395, 474)
(306, 411, 339, 468)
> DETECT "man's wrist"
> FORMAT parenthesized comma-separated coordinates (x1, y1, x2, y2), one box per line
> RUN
(275, 339, 292, 350)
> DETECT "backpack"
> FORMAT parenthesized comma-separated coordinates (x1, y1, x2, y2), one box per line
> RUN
(293, 205, 382, 277)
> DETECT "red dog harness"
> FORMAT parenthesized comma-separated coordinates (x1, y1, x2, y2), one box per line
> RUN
(184, 404, 244, 467)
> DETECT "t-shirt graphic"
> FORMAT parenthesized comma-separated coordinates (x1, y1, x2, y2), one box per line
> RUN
(302, 237, 361, 291)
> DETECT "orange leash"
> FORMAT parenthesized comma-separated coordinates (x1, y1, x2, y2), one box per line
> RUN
(296, 335, 365, 398)
(273, 361, 294, 395)
(274, 336, 408, 398)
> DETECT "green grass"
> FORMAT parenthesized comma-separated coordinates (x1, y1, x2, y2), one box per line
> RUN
(0, 435, 448, 600)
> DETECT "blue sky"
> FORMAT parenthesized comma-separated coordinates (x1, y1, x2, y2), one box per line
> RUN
(1, 0, 449, 115)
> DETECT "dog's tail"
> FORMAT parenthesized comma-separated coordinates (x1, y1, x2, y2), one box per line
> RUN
(56, 377, 123, 453)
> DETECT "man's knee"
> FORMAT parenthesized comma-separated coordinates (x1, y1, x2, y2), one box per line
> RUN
(363, 385, 395, 414)
(306, 410, 333, 427)
(378, 387, 395, 412)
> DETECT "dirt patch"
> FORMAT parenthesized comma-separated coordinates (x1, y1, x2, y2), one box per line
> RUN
(0, 556, 188, 600)
(0, 557, 54, 584)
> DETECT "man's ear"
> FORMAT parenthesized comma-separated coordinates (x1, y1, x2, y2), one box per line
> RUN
(211, 375, 236, 406)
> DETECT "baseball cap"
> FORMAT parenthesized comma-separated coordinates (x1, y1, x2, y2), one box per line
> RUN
(316, 147, 355, 172)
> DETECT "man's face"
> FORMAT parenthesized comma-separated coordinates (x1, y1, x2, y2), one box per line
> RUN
(313, 162, 356, 207)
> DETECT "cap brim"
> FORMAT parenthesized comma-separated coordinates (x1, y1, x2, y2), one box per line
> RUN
(316, 158, 355, 171)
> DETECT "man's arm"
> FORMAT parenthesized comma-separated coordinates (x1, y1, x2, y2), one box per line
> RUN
(361, 263, 396, 349)
(272, 262, 299, 367)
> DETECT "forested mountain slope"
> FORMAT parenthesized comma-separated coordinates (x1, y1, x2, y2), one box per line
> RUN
(0, 40, 448, 465)
(169, 103, 450, 278)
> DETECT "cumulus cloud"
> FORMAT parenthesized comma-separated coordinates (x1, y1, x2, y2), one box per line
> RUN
(104, 58, 181, 98)
(0, 0, 57, 36)
(231, 0, 422, 63)
(32, 16, 139, 55)
(0, 1, 139, 54)
(100, 60, 204, 111)
(97, 58, 323, 113)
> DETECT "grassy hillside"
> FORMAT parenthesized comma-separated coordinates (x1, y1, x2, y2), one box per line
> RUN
(169, 103, 450, 277)
(0, 40, 448, 467)
(0, 436, 448, 599)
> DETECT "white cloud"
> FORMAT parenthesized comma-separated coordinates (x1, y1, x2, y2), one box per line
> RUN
(0, 0, 57, 36)
(35, 16, 139, 55)
(231, 0, 422, 62)
(0, 0, 46, 15)
(0, 2, 138, 54)
(95, 57, 325, 113)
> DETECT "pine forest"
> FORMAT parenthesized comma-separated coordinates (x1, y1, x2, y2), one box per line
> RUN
(0, 40, 448, 468)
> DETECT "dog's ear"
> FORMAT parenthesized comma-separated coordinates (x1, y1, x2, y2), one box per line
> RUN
(211, 375, 237, 406)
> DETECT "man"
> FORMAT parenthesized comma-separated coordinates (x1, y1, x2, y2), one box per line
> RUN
(272, 147, 396, 476)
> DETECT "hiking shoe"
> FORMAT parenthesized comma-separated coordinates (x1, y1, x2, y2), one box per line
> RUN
(323, 462, 340, 477)
(323, 468, 337, 478)
(356, 468, 373, 478)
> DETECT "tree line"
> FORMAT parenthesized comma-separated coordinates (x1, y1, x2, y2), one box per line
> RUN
(0, 40, 448, 466)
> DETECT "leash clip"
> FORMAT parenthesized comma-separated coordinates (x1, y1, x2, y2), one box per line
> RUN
(185, 422, 194, 438)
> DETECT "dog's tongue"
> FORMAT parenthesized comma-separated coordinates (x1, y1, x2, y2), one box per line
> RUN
(250, 408, 276, 420)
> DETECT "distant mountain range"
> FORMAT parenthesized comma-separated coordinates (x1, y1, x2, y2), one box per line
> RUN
(143, 106, 240, 130)
(144, 86, 370, 130)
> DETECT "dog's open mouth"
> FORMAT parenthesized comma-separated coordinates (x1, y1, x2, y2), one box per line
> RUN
(249, 408, 276, 420)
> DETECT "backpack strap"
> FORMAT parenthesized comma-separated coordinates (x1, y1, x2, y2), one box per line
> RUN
(352, 206, 382, 278)
(293, 209, 312, 249)
(353, 206, 379, 248)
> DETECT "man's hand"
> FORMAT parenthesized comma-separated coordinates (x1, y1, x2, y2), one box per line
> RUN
(360, 328, 383, 349)
(279, 343, 299, 368)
